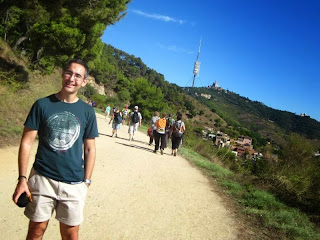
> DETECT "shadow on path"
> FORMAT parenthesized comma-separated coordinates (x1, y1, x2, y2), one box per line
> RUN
(99, 132, 153, 147)
(116, 142, 172, 156)
(116, 142, 154, 153)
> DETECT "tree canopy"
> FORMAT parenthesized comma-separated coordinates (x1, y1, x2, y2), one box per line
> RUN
(0, 0, 130, 69)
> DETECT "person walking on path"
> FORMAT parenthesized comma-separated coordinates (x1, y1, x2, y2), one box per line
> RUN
(170, 113, 185, 156)
(149, 111, 159, 145)
(154, 113, 168, 155)
(128, 106, 142, 141)
(121, 105, 130, 125)
(109, 107, 122, 137)
(105, 104, 111, 119)
(165, 113, 175, 148)
(12, 59, 99, 240)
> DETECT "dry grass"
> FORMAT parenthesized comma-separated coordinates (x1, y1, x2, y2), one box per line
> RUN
(0, 40, 28, 68)
(0, 70, 61, 147)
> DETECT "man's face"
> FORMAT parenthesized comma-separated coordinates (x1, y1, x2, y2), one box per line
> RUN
(61, 63, 88, 94)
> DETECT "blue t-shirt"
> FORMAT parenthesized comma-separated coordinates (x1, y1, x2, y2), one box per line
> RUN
(25, 94, 99, 183)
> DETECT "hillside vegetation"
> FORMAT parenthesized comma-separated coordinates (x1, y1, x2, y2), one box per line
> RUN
(186, 87, 320, 146)
(0, 41, 61, 146)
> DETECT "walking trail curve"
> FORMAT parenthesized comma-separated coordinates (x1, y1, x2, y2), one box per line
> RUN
(0, 113, 239, 240)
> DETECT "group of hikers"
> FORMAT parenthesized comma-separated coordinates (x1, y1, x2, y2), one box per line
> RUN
(106, 104, 186, 157)
(87, 99, 96, 107)
(149, 112, 185, 156)
(107, 105, 142, 141)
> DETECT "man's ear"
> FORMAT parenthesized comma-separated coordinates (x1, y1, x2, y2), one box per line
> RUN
(82, 77, 88, 87)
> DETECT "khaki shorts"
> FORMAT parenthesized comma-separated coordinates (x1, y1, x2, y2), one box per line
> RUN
(128, 123, 139, 134)
(24, 169, 88, 226)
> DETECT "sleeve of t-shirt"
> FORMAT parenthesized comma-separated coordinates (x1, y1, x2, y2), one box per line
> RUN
(84, 108, 99, 139)
(24, 100, 41, 130)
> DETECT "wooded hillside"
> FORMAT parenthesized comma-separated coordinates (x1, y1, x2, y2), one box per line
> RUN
(186, 87, 320, 148)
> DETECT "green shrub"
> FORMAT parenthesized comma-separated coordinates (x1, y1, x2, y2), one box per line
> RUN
(91, 94, 107, 109)
(82, 84, 98, 98)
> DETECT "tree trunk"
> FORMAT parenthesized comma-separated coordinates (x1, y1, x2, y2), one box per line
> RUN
(31, 47, 43, 66)
(13, 36, 28, 50)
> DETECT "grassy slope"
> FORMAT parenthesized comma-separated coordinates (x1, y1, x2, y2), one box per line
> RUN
(180, 148, 320, 240)
(187, 87, 320, 148)
(0, 72, 61, 147)
(211, 89, 287, 144)
(0, 41, 61, 146)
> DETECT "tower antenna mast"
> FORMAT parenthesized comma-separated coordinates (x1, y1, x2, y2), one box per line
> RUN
(192, 38, 202, 88)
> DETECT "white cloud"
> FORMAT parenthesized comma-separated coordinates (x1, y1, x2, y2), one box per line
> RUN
(157, 43, 194, 54)
(132, 9, 185, 24)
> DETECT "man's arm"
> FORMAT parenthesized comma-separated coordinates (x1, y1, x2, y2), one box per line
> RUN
(128, 112, 132, 125)
(83, 138, 96, 186)
(182, 122, 186, 131)
(12, 127, 37, 203)
(109, 113, 114, 124)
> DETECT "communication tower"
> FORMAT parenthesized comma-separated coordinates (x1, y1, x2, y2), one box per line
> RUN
(192, 38, 202, 88)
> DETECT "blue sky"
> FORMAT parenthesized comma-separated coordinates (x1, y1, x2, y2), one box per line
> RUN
(102, 0, 320, 121)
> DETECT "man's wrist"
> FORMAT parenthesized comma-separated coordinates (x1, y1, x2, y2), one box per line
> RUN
(84, 178, 91, 186)
(18, 175, 27, 181)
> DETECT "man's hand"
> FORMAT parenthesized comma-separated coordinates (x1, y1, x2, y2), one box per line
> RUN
(13, 178, 31, 204)
(13, 127, 37, 204)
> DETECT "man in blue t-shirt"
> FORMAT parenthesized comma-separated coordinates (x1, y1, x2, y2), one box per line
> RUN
(12, 59, 99, 239)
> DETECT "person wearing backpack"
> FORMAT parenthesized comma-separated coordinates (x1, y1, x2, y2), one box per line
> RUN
(170, 113, 185, 156)
(154, 113, 168, 155)
(149, 111, 160, 145)
(109, 107, 122, 137)
(128, 106, 142, 141)
(165, 113, 175, 148)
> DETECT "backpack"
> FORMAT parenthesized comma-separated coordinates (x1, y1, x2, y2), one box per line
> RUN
(173, 121, 184, 137)
(156, 118, 167, 133)
(165, 117, 171, 132)
(151, 116, 159, 129)
(114, 112, 122, 124)
(168, 117, 175, 128)
(131, 111, 140, 123)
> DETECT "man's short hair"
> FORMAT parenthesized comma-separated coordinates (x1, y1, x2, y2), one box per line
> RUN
(64, 59, 89, 78)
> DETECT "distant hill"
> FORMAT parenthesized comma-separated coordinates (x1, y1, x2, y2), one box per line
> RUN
(184, 87, 320, 146)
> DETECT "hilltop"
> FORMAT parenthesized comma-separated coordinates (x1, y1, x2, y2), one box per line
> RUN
(185, 86, 320, 149)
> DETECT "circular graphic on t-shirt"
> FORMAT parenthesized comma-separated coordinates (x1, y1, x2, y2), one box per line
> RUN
(46, 112, 80, 151)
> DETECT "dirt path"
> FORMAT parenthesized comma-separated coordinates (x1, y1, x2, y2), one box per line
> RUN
(0, 113, 238, 239)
